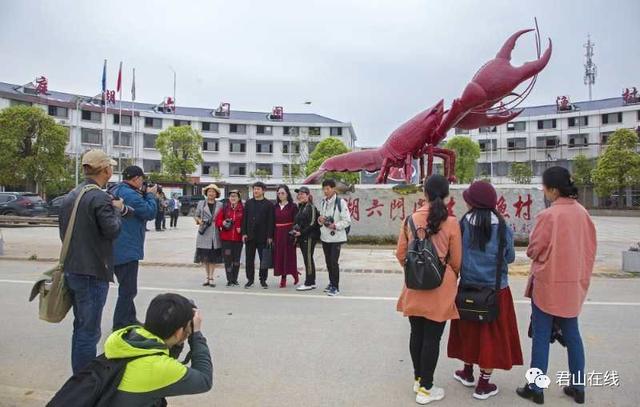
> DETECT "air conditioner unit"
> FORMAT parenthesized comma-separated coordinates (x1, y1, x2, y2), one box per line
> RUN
(59, 119, 67, 125)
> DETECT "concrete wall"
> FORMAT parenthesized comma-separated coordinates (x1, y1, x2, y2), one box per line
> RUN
(293, 184, 544, 242)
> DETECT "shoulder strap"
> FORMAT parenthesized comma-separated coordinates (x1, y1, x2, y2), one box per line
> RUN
(406, 215, 418, 240)
(494, 217, 507, 292)
(59, 184, 100, 266)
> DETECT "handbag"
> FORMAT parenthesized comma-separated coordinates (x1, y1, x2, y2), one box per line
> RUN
(455, 216, 506, 322)
(260, 243, 273, 269)
(28, 184, 99, 323)
(403, 216, 446, 290)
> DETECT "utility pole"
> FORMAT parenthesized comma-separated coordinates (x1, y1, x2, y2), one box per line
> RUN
(584, 35, 597, 101)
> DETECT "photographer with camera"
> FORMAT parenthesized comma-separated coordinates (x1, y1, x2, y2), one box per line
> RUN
(110, 165, 158, 331)
(317, 179, 351, 297)
(293, 186, 321, 291)
(215, 190, 244, 287)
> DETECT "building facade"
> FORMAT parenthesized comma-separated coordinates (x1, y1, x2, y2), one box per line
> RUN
(0, 80, 356, 186)
(457, 95, 640, 183)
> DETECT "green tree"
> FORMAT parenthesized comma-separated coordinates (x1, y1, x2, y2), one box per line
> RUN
(155, 126, 204, 183)
(0, 105, 68, 193)
(44, 156, 76, 198)
(509, 162, 533, 184)
(444, 135, 481, 183)
(305, 137, 359, 184)
(572, 153, 594, 200)
(592, 129, 640, 206)
(249, 168, 272, 182)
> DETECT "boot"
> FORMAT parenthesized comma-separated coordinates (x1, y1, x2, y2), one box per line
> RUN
(293, 271, 300, 285)
(280, 276, 287, 288)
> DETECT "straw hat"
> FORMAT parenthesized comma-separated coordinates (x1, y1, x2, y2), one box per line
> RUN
(202, 184, 221, 197)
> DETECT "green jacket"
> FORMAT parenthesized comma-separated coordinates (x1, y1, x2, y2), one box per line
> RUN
(104, 326, 213, 406)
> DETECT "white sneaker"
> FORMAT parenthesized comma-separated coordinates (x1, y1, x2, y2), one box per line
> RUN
(296, 284, 317, 291)
(413, 379, 421, 393)
(416, 386, 445, 405)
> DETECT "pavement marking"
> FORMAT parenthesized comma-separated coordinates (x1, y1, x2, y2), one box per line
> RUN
(2, 278, 640, 306)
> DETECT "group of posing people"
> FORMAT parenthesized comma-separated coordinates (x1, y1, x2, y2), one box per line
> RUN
(192, 179, 352, 296)
(152, 190, 181, 231)
(397, 167, 596, 405)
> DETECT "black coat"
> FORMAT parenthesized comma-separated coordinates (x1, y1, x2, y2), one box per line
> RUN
(59, 179, 122, 281)
(241, 198, 274, 243)
(294, 202, 320, 241)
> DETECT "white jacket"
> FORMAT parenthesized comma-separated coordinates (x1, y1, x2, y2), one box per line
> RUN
(319, 194, 351, 243)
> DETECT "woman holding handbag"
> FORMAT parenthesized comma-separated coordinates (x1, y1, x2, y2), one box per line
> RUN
(447, 181, 522, 401)
(396, 175, 462, 405)
(194, 184, 224, 287)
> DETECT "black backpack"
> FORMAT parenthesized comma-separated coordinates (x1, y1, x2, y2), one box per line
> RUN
(403, 216, 446, 290)
(47, 353, 161, 407)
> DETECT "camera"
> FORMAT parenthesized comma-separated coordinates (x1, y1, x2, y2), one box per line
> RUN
(323, 216, 335, 227)
(222, 218, 234, 231)
(141, 181, 156, 194)
(288, 224, 301, 238)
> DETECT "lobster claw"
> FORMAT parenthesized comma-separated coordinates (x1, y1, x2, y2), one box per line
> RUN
(455, 108, 524, 130)
(497, 28, 553, 82)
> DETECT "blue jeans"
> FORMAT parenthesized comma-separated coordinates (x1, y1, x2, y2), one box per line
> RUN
(65, 273, 109, 374)
(113, 261, 139, 330)
(531, 300, 585, 392)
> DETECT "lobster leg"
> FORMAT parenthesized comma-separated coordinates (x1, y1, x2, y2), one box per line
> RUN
(376, 157, 390, 184)
(419, 155, 425, 184)
(427, 145, 435, 178)
(433, 147, 458, 183)
(404, 153, 413, 184)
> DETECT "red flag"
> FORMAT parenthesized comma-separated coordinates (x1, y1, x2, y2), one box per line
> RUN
(116, 61, 122, 93)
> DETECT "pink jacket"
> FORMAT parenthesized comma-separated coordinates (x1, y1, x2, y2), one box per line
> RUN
(525, 198, 597, 318)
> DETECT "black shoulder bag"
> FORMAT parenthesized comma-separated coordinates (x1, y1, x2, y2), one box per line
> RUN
(455, 216, 506, 322)
(404, 216, 446, 290)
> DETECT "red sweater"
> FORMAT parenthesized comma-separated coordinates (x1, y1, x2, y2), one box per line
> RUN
(215, 202, 244, 242)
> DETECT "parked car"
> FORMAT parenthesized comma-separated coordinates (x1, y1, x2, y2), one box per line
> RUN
(47, 195, 67, 217)
(0, 192, 49, 217)
(179, 195, 206, 216)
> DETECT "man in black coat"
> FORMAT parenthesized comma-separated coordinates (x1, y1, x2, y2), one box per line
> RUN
(241, 182, 274, 289)
(59, 149, 124, 373)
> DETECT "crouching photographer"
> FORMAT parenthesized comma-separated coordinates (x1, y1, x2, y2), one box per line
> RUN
(48, 293, 213, 407)
(215, 190, 244, 286)
(293, 187, 321, 291)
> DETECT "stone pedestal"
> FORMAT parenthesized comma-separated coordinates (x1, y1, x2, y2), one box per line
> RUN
(622, 251, 640, 273)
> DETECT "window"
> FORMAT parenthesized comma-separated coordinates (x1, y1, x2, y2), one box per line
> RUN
(283, 126, 298, 136)
(202, 162, 219, 175)
(602, 112, 623, 124)
(478, 139, 497, 152)
(81, 128, 102, 145)
(229, 141, 246, 153)
(202, 138, 219, 152)
(637, 111, 640, 121)
(257, 125, 273, 135)
(229, 124, 246, 134)
(174, 119, 191, 127)
(48, 106, 68, 118)
(229, 163, 247, 176)
(256, 141, 273, 154)
(114, 132, 132, 147)
(479, 126, 497, 133)
(113, 115, 132, 126)
(202, 122, 219, 132)
(454, 127, 470, 134)
(536, 136, 559, 149)
(568, 134, 589, 148)
(282, 141, 300, 154)
(600, 132, 613, 145)
(143, 159, 162, 173)
(330, 127, 343, 136)
(144, 117, 162, 129)
(537, 119, 556, 130)
(507, 138, 527, 151)
(255, 163, 273, 175)
(568, 116, 588, 127)
(308, 127, 321, 136)
(308, 142, 319, 154)
(82, 110, 101, 122)
(506, 122, 526, 132)
(10, 99, 32, 107)
(114, 158, 134, 174)
(143, 134, 158, 149)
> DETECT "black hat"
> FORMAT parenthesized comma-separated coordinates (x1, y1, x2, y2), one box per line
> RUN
(294, 186, 310, 194)
(122, 165, 145, 180)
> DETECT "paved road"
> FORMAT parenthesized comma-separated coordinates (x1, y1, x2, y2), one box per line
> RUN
(0, 260, 637, 406)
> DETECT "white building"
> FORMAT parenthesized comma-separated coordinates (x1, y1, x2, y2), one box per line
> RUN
(0, 80, 356, 186)
(458, 95, 640, 183)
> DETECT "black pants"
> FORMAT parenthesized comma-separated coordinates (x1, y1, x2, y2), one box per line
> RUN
(322, 242, 342, 290)
(170, 210, 179, 227)
(408, 316, 446, 389)
(245, 240, 268, 283)
(113, 261, 139, 331)
(222, 240, 243, 283)
(155, 212, 165, 230)
(299, 238, 318, 286)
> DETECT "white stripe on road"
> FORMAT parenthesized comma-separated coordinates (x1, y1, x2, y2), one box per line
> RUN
(2, 279, 640, 306)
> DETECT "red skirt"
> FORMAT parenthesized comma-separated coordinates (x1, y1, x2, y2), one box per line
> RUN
(447, 286, 523, 370)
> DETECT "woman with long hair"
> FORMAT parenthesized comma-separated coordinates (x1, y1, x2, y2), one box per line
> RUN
(396, 175, 462, 405)
(194, 184, 223, 287)
(273, 184, 299, 288)
(517, 167, 596, 405)
(292, 186, 320, 291)
(215, 189, 244, 287)
(447, 181, 523, 400)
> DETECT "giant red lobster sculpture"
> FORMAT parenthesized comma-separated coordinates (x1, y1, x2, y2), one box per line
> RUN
(304, 27, 552, 184)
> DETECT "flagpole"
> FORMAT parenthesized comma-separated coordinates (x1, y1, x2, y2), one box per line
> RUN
(102, 59, 108, 155)
(117, 62, 123, 181)
(131, 68, 136, 166)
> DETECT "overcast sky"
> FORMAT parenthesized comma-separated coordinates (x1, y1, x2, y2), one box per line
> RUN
(1, 0, 638, 146)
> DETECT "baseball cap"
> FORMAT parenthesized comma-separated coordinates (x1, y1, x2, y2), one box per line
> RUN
(294, 186, 310, 194)
(122, 165, 145, 180)
(82, 149, 117, 169)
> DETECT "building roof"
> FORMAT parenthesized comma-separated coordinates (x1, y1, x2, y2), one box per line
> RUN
(518, 96, 631, 117)
(0, 81, 344, 124)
